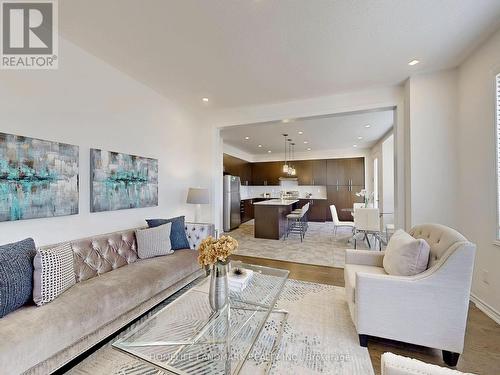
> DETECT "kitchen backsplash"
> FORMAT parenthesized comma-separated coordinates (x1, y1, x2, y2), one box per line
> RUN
(240, 185, 327, 200)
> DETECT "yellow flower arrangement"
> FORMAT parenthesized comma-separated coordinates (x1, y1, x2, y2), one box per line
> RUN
(197, 235, 238, 266)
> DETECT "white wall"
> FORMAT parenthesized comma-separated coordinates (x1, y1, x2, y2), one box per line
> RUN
(457, 28, 500, 318)
(406, 70, 459, 228)
(382, 134, 395, 225)
(0, 37, 211, 246)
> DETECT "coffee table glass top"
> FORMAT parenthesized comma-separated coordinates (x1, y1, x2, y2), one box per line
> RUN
(113, 261, 289, 374)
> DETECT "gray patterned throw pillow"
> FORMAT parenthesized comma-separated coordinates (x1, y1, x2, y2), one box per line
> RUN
(33, 243, 76, 306)
(135, 223, 173, 259)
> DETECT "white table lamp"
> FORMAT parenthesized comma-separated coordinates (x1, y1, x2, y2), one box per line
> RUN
(187, 187, 209, 223)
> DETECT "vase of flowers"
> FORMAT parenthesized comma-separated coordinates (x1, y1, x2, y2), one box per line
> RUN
(355, 189, 375, 208)
(198, 235, 238, 311)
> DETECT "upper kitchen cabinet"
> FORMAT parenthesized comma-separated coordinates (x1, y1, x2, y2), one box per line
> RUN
(311, 159, 327, 185)
(293, 160, 313, 185)
(346, 157, 365, 186)
(223, 153, 252, 185)
(326, 158, 347, 185)
(326, 157, 364, 186)
(251, 161, 282, 185)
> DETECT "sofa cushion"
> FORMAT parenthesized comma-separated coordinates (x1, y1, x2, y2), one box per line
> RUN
(70, 229, 138, 282)
(383, 230, 430, 276)
(136, 223, 173, 259)
(344, 264, 386, 304)
(146, 216, 190, 250)
(0, 249, 200, 374)
(0, 238, 37, 318)
(33, 243, 76, 306)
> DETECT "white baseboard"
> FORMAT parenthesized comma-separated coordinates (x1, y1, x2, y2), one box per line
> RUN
(470, 293, 500, 325)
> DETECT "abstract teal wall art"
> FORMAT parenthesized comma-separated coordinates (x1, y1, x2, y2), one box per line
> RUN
(90, 149, 158, 212)
(0, 132, 79, 222)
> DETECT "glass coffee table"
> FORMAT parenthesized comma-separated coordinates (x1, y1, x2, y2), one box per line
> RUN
(113, 261, 289, 374)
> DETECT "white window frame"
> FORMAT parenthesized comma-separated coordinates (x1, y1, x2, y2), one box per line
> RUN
(495, 72, 500, 244)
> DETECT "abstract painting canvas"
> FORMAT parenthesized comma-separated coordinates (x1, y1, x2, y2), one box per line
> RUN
(0, 133, 79, 222)
(90, 149, 158, 212)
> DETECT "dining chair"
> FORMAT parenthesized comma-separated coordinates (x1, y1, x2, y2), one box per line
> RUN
(353, 207, 384, 250)
(330, 204, 355, 237)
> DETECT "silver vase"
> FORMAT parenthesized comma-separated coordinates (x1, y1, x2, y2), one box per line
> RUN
(209, 261, 229, 311)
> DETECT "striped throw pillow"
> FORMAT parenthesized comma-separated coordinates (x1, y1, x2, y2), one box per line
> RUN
(33, 243, 76, 306)
(135, 223, 173, 259)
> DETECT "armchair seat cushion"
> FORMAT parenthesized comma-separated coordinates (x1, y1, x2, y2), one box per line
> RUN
(344, 264, 387, 304)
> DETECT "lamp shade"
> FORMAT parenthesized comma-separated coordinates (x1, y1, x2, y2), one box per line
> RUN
(186, 188, 209, 204)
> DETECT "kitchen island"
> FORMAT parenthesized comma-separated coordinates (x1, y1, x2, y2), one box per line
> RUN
(253, 199, 299, 240)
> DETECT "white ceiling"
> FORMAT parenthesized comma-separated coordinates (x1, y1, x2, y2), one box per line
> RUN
(59, 1, 500, 109)
(221, 109, 394, 155)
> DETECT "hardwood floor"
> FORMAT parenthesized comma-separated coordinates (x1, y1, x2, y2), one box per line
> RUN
(231, 254, 500, 375)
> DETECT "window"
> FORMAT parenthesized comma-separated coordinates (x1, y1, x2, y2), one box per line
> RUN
(496, 73, 500, 240)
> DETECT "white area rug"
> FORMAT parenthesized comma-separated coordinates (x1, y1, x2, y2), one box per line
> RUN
(66, 279, 374, 375)
(229, 221, 377, 269)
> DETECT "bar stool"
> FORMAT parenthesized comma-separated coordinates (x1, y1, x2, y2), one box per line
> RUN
(286, 203, 309, 241)
(291, 202, 310, 231)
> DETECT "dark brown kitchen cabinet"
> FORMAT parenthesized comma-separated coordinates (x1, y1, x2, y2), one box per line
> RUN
(326, 157, 364, 186)
(346, 158, 365, 186)
(293, 160, 313, 185)
(251, 162, 282, 185)
(327, 159, 347, 185)
(311, 159, 327, 185)
(240, 199, 254, 223)
(245, 157, 363, 187)
(223, 154, 252, 185)
(327, 185, 351, 221)
(309, 199, 327, 222)
(295, 198, 327, 222)
(327, 185, 365, 221)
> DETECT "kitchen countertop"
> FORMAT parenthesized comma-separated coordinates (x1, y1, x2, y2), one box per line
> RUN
(252, 199, 299, 206)
(242, 196, 327, 200)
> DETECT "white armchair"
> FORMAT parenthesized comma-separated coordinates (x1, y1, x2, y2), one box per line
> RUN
(344, 224, 476, 367)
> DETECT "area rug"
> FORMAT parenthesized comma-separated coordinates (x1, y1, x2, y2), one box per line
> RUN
(229, 221, 377, 269)
(66, 279, 374, 375)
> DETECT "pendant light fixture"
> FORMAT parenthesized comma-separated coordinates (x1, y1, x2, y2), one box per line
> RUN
(282, 134, 289, 173)
(289, 142, 296, 176)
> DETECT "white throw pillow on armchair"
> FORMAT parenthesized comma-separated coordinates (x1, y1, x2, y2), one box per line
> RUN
(383, 229, 430, 276)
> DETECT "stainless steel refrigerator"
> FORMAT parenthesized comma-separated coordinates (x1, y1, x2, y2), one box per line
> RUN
(223, 175, 241, 232)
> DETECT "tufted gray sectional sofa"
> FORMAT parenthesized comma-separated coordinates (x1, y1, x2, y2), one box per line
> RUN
(0, 222, 214, 375)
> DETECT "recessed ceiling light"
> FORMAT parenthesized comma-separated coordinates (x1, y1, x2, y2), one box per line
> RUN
(303, 141, 308, 144)
(202, 97, 209, 102)
(307, 147, 312, 151)
(258, 144, 262, 148)
(364, 124, 371, 128)
(267, 150, 272, 153)
(357, 136, 363, 140)
(298, 131, 303, 135)
(353, 144, 358, 148)
(244, 136, 250, 140)
(408, 59, 420, 66)
(282, 119, 290, 123)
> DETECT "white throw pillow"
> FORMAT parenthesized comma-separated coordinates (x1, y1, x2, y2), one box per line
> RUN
(383, 229, 430, 276)
(136, 223, 173, 259)
(33, 243, 76, 306)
